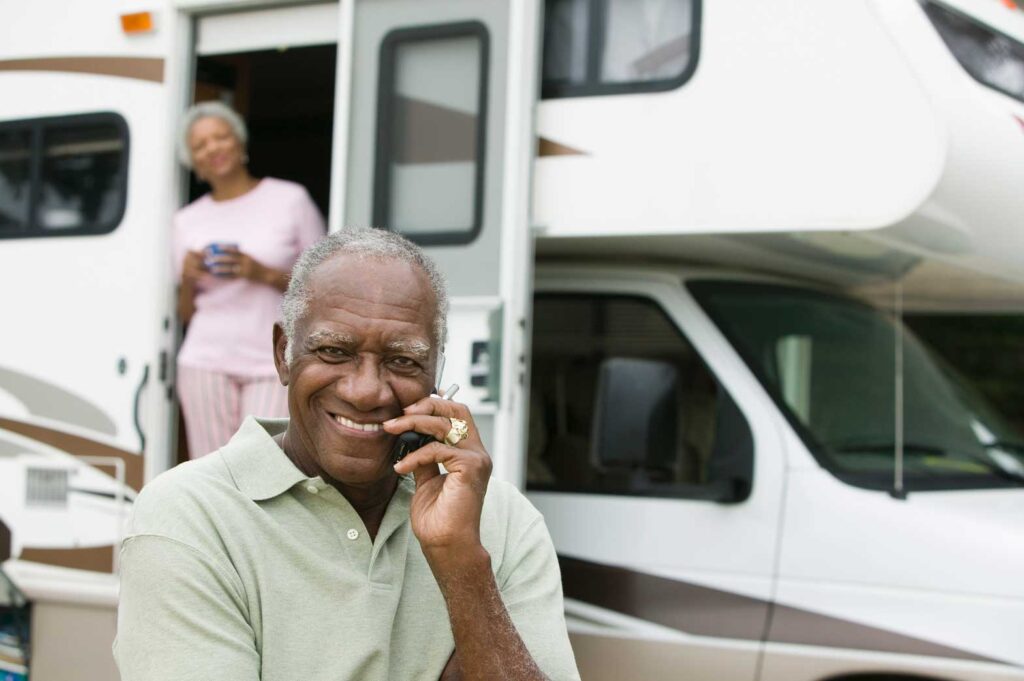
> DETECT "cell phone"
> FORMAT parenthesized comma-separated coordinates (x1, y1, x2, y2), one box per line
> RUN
(391, 383, 459, 463)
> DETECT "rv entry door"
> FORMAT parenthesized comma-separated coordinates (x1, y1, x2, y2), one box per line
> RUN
(338, 1, 541, 485)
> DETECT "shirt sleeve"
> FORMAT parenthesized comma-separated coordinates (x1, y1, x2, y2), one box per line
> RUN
(291, 187, 326, 254)
(114, 534, 260, 681)
(497, 515, 582, 681)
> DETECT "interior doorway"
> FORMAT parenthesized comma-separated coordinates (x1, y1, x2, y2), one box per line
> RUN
(191, 44, 337, 214)
(176, 41, 338, 464)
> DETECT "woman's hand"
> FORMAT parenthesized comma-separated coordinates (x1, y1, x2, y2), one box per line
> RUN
(181, 250, 208, 284)
(205, 247, 290, 291)
(385, 397, 492, 559)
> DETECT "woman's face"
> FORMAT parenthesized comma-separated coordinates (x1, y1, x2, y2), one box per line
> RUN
(188, 115, 245, 183)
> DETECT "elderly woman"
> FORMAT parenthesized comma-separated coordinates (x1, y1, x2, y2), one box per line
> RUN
(172, 101, 324, 458)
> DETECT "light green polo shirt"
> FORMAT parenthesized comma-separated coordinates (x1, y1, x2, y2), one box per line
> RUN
(114, 417, 580, 681)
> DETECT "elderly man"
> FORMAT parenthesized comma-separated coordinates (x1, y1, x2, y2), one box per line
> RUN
(114, 230, 580, 681)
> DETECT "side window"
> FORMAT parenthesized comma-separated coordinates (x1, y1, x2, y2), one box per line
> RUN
(922, 1, 1024, 103)
(542, 0, 701, 98)
(0, 113, 128, 239)
(374, 22, 488, 244)
(0, 128, 32, 236)
(526, 294, 753, 500)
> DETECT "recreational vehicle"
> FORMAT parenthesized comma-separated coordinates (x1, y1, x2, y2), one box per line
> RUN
(1, 0, 1023, 679)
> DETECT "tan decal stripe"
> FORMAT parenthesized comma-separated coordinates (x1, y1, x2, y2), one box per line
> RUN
(393, 96, 477, 164)
(0, 418, 143, 492)
(19, 546, 114, 573)
(559, 555, 768, 641)
(559, 555, 1005, 665)
(767, 600, 997, 663)
(538, 137, 587, 157)
(0, 57, 164, 83)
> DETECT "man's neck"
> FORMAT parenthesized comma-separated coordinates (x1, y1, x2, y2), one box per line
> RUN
(273, 431, 398, 541)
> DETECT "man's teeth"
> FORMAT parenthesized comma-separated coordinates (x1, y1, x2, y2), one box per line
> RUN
(335, 415, 381, 432)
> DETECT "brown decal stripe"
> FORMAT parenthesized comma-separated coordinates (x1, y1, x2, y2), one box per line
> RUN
(560, 555, 768, 641)
(0, 418, 143, 491)
(394, 96, 477, 164)
(0, 56, 164, 83)
(538, 136, 587, 157)
(767, 601, 997, 664)
(559, 555, 1004, 665)
(19, 546, 114, 573)
(0, 519, 11, 563)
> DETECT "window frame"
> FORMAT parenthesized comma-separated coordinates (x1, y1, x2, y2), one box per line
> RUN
(372, 21, 490, 246)
(0, 111, 129, 240)
(541, 0, 703, 99)
(525, 290, 754, 501)
(922, 0, 1024, 106)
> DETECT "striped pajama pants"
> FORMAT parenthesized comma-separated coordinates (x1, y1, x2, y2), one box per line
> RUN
(176, 365, 289, 459)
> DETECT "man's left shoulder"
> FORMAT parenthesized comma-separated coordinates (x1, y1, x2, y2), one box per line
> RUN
(481, 477, 542, 526)
(480, 479, 549, 565)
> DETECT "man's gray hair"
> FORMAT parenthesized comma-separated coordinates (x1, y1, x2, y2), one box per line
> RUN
(176, 101, 249, 168)
(281, 229, 449, 365)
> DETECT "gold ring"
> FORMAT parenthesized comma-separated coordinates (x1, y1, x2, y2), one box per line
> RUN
(444, 418, 469, 446)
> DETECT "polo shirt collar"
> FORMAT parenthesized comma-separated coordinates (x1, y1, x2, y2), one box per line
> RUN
(222, 416, 309, 501)
(221, 417, 417, 509)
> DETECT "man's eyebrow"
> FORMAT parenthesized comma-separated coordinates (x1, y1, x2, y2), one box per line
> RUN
(385, 339, 432, 358)
(304, 330, 355, 347)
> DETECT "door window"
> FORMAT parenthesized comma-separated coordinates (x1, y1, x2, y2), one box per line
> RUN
(0, 113, 128, 239)
(527, 293, 753, 499)
(374, 22, 488, 244)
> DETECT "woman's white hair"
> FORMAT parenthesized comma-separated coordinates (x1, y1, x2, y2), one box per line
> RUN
(281, 228, 449, 366)
(177, 101, 249, 168)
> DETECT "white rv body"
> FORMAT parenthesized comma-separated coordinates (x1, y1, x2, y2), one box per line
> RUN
(0, 1, 1022, 680)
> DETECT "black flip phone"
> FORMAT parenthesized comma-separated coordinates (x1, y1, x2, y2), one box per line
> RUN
(391, 431, 433, 463)
(390, 383, 459, 463)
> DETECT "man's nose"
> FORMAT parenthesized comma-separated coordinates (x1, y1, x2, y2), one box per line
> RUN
(336, 358, 391, 412)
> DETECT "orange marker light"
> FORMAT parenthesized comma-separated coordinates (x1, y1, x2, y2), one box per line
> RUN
(121, 12, 154, 34)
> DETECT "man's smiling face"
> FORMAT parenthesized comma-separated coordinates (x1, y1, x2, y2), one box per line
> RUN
(273, 253, 437, 487)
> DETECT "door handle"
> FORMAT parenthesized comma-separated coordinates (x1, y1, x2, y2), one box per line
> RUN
(133, 364, 150, 453)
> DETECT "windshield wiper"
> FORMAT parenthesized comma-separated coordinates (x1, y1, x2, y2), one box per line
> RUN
(831, 441, 944, 456)
(830, 441, 1024, 485)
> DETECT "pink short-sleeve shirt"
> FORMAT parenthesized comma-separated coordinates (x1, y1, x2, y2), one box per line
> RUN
(172, 178, 325, 377)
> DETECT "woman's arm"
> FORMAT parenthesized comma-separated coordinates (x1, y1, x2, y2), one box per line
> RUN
(178, 250, 206, 324)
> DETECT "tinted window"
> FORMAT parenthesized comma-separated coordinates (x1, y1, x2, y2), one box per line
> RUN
(542, 0, 700, 98)
(0, 128, 32, 235)
(690, 281, 1024, 491)
(526, 294, 752, 499)
(0, 113, 128, 239)
(923, 1, 1024, 102)
(374, 23, 488, 244)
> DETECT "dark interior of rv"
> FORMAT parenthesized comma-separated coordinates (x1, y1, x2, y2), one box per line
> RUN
(176, 44, 336, 463)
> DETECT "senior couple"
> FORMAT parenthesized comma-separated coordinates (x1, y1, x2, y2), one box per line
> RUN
(115, 228, 581, 680)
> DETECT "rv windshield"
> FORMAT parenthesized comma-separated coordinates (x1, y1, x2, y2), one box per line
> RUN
(689, 281, 1024, 491)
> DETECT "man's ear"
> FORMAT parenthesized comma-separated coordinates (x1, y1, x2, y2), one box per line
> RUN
(272, 323, 290, 386)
